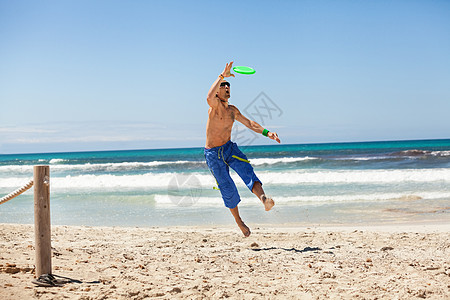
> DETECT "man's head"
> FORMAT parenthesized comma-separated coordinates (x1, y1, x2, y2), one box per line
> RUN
(217, 81, 231, 102)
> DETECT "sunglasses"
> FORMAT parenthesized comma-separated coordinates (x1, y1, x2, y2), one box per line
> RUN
(220, 82, 230, 87)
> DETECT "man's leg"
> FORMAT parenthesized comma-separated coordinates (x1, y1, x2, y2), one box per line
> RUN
(228, 144, 275, 212)
(229, 205, 251, 237)
(252, 181, 275, 211)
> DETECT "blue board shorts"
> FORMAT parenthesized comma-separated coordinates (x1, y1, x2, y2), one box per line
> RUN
(204, 140, 261, 209)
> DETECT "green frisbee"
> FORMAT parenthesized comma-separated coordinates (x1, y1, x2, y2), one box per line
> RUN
(233, 66, 256, 75)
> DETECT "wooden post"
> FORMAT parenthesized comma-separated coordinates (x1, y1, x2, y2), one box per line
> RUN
(34, 165, 51, 277)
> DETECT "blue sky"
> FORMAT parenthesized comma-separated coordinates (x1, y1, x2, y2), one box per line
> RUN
(1, 0, 449, 154)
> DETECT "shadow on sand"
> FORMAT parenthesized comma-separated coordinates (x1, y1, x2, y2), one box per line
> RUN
(251, 246, 323, 253)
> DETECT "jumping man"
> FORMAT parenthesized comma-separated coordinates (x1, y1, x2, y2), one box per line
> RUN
(204, 61, 281, 237)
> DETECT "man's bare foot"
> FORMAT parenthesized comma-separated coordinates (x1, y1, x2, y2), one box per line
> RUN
(262, 195, 275, 211)
(229, 206, 250, 237)
(238, 221, 251, 237)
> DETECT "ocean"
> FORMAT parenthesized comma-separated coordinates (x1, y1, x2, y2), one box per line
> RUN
(1, 139, 450, 227)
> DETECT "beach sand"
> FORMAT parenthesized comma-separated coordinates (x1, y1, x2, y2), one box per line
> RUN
(1, 223, 449, 299)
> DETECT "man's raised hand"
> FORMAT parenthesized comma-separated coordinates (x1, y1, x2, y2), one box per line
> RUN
(222, 61, 235, 78)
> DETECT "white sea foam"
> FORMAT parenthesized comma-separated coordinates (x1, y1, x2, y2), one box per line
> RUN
(332, 156, 391, 161)
(0, 157, 312, 174)
(153, 191, 450, 206)
(0, 160, 200, 174)
(0, 156, 318, 174)
(258, 168, 450, 184)
(1, 168, 450, 190)
(250, 157, 317, 165)
(431, 150, 450, 157)
(49, 158, 66, 164)
(51, 173, 204, 189)
(54, 160, 198, 172)
(1, 151, 448, 176)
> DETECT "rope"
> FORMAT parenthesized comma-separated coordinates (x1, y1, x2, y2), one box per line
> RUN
(0, 180, 34, 205)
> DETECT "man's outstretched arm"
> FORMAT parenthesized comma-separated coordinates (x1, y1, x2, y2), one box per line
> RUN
(234, 107, 281, 143)
(207, 62, 235, 107)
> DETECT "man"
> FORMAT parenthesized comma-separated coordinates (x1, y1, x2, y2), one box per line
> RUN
(204, 61, 281, 237)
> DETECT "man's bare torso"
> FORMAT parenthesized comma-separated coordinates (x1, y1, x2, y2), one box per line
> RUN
(205, 102, 236, 148)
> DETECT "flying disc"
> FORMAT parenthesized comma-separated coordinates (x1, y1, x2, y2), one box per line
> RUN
(233, 66, 256, 75)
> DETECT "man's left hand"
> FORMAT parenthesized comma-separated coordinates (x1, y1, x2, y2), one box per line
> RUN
(268, 132, 281, 143)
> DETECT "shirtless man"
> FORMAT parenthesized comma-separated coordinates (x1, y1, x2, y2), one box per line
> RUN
(204, 61, 281, 237)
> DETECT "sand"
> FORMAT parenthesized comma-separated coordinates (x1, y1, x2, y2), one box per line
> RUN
(1, 222, 449, 299)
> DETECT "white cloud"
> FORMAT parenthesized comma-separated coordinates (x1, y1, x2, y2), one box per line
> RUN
(0, 121, 205, 153)
(0, 127, 57, 134)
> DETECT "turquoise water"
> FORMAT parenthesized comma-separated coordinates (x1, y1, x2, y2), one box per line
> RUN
(1, 139, 450, 226)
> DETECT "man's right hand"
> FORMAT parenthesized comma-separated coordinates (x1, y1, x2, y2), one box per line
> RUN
(221, 61, 236, 78)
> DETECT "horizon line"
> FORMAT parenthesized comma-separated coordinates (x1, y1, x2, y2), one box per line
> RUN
(1, 137, 449, 156)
